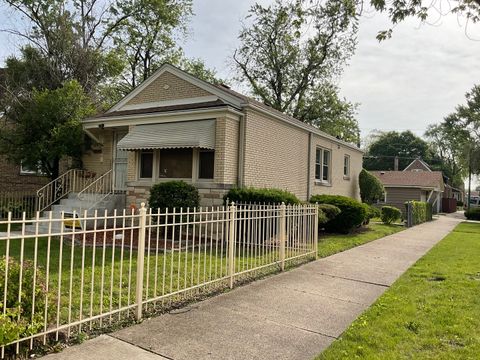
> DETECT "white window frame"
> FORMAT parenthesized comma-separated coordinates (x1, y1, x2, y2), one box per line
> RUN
(20, 161, 45, 176)
(343, 154, 350, 179)
(315, 147, 331, 184)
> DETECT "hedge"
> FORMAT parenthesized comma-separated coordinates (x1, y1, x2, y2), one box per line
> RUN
(363, 204, 381, 225)
(310, 194, 366, 233)
(149, 181, 200, 211)
(224, 187, 300, 205)
(465, 208, 480, 220)
(317, 204, 341, 225)
(359, 169, 384, 204)
(405, 201, 432, 226)
(381, 206, 402, 224)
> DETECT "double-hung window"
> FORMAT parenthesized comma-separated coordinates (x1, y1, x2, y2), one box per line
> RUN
(315, 148, 331, 183)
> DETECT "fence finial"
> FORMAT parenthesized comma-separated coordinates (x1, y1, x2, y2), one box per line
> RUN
(140, 202, 146, 209)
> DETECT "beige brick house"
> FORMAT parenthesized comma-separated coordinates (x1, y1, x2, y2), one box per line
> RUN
(81, 64, 363, 208)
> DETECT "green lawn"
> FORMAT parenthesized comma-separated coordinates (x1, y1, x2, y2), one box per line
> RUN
(0, 221, 403, 347)
(318, 222, 480, 359)
(317, 223, 404, 258)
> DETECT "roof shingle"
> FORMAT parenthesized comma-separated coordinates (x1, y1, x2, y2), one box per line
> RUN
(371, 171, 444, 190)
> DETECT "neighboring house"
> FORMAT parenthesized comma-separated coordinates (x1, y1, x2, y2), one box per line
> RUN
(0, 68, 49, 193)
(403, 158, 432, 172)
(371, 169, 445, 214)
(80, 63, 363, 208)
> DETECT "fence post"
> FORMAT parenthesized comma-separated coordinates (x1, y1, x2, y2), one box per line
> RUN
(279, 202, 286, 271)
(228, 201, 236, 289)
(135, 202, 147, 321)
(314, 202, 319, 259)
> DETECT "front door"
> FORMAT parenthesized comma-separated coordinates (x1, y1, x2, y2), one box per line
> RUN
(114, 131, 128, 192)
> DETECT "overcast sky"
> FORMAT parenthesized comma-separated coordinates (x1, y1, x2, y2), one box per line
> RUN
(181, 0, 480, 140)
(1, 0, 480, 141)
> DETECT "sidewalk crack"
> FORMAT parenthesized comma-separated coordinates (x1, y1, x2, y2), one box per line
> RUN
(107, 334, 175, 360)
(319, 273, 390, 288)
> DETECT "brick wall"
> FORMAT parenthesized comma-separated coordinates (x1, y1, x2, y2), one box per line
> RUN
(126, 72, 211, 105)
(242, 109, 310, 200)
(0, 155, 49, 193)
(309, 135, 362, 200)
(214, 117, 238, 185)
(82, 128, 114, 176)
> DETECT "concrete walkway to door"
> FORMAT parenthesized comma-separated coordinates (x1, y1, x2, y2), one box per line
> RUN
(44, 215, 461, 360)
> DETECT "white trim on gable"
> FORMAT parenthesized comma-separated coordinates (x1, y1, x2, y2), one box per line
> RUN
(120, 96, 220, 111)
(403, 159, 432, 172)
(107, 64, 244, 113)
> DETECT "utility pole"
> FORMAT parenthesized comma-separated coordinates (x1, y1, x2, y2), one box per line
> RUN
(394, 156, 399, 171)
(468, 146, 472, 211)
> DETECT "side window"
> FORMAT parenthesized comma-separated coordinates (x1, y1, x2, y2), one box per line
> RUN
(139, 151, 153, 178)
(343, 155, 350, 178)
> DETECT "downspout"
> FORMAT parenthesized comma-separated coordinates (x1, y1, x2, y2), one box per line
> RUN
(306, 132, 313, 200)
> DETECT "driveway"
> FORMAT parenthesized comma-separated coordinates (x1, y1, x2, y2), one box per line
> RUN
(44, 215, 461, 360)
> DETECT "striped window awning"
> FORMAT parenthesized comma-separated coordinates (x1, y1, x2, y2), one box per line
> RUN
(117, 120, 216, 151)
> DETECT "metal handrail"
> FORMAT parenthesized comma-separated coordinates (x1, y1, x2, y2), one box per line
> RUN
(77, 169, 113, 209)
(36, 169, 95, 212)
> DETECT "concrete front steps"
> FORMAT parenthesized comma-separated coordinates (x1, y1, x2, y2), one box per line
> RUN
(26, 192, 125, 234)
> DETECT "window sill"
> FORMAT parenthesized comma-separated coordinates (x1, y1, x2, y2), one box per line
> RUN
(343, 176, 350, 181)
(314, 180, 332, 187)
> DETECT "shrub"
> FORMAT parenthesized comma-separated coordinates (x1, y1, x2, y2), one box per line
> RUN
(405, 201, 432, 226)
(381, 206, 402, 224)
(457, 200, 464, 207)
(224, 187, 300, 205)
(310, 195, 366, 233)
(149, 181, 200, 211)
(359, 169, 384, 204)
(0, 257, 55, 346)
(317, 204, 341, 222)
(465, 208, 480, 220)
(363, 204, 381, 225)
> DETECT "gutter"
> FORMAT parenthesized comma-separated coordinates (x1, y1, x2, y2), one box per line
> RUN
(306, 133, 312, 200)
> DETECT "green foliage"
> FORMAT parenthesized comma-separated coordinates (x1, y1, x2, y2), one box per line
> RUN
(465, 208, 480, 220)
(359, 169, 384, 204)
(406, 201, 433, 226)
(364, 131, 431, 171)
(0, 257, 55, 346)
(363, 204, 381, 225)
(381, 206, 402, 224)
(149, 181, 200, 211)
(310, 195, 366, 234)
(234, 0, 359, 143)
(317, 204, 341, 222)
(457, 200, 464, 207)
(224, 187, 300, 205)
(0, 80, 95, 179)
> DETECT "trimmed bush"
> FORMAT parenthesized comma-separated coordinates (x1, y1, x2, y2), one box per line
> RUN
(381, 206, 402, 224)
(310, 195, 366, 233)
(457, 200, 464, 207)
(363, 204, 381, 225)
(149, 181, 200, 211)
(0, 257, 55, 346)
(465, 208, 480, 220)
(224, 187, 300, 205)
(405, 201, 432, 226)
(359, 169, 384, 204)
(317, 204, 341, 223)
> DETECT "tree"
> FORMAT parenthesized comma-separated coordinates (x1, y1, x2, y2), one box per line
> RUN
(297, 83, 360, 143)
(111, 0, 193, 91)
(425, 123, 467, 187)
(233, 0, 359, 143)
(363, 131, 431, 171)
(359, 169, 384, 204)
(0, 80, 95, 179)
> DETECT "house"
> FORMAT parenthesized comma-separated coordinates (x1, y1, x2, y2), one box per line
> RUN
(79, 64, 363, 209)
(0, 68, 49, 193)
(371, 159, 445, 213)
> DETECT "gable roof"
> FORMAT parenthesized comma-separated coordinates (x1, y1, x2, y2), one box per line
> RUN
(91, 63, 362, 153)
(403, 158, 432, 172)
(371, 171, 445, 190)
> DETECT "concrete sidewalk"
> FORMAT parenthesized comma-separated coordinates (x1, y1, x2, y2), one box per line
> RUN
(44, 216, 460, 360)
